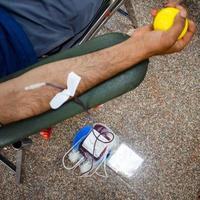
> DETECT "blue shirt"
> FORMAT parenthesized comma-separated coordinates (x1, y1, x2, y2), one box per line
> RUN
(0, 0, 102, 57)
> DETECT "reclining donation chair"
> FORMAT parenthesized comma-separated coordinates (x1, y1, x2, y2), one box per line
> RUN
(0, 0, 149, 184)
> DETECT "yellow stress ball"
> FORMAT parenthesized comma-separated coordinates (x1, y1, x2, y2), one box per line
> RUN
(153, 7, 189, 39)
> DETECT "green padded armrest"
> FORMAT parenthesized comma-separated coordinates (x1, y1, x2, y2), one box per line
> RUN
(0, 33, 148, 147)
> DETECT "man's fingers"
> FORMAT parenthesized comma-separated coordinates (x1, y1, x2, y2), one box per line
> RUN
(165, 20, 196, 53)
(151, 9, 159, 17)
(164, 8, 187, 44)
(187, 19, 196, 34)
(176, 20, 196, 49)
(167, 32, 193, 53)
(176, 5, 188, 16)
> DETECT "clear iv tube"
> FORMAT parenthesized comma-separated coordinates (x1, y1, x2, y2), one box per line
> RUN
(62, 137, 86, 170)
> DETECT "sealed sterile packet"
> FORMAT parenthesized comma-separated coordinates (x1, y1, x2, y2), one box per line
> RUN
(107, 142, 144, 179)
(104, 129, 144, 188)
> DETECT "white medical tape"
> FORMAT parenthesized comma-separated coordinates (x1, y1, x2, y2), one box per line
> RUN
(50, 72, 81, 109)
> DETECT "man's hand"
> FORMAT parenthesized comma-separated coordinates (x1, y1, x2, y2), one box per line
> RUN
(130, 4, 196, 57)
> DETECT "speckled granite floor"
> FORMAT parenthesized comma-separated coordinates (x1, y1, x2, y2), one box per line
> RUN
(0, 0, 199, 200)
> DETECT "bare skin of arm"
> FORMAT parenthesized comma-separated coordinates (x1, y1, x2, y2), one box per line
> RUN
(0, 5, 196, 124)
(0, 37, 146, 124)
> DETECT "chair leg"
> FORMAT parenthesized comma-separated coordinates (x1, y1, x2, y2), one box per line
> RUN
(15, 149, 23, 184)
(0, 138, 32, 184)
(0, 153, 16, 173)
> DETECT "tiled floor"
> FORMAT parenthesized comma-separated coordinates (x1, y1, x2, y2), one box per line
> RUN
(0, 0, 199, 199)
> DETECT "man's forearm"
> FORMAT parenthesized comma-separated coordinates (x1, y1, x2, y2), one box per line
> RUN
(0, 38, 147, 124)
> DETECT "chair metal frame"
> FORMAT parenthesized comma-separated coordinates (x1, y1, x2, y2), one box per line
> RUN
(80, 0, 138, 44)
(0, 138, 32, 184)
(80, 0, 126, 43)
(0, 0, 137, 184)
